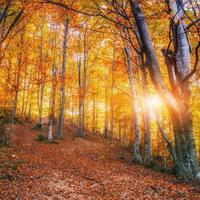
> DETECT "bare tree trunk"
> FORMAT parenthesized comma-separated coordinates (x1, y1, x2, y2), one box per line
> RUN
(118, 120, 121, 141)
(104, 72, 108, 138)
(39, 81, 44, 126)
(129, 0, 200, 180)
(21, 65, 27, 116)
(7, 89, 19, 146)
(77, 28, 88, 138)
(141, 59, 152, 164)
(28, 94, 32, 121)
(95, 82, 99, 135)
(77, 46, 83, 136)
(155, 109, 177, 165)
(110, 38, 116, 140)
(48, 118, 53, 141)
(48, 31, 58, 141)
(92, 95, 96, 135)
(77, 53, 85, 137)
(78, 95, 85, 137)
(125, 45, 142, 163)
(56, 17, 69, 138)
(24, 71, 32, 119)
(7, 40, 22, 146)
(37, 18, 45, 127)
(50, 55, 57, 125)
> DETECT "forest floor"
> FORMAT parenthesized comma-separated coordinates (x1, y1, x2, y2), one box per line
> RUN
(0, 123, 200, 200)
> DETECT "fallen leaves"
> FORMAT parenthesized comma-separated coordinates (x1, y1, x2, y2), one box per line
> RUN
(0, 123, 200, 200)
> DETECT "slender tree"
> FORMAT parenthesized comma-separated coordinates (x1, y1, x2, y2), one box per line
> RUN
(56, 17, 69, 138)
(125, 43, 142, 163)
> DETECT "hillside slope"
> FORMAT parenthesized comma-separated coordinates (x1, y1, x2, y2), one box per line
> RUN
(0, 123, 200, 200)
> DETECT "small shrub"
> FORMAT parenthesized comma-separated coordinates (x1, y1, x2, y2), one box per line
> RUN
(32, 124, 47, 131)
(36, 134, 58, 144)
(146, 161, 163, 172)
(36, 134, 47, 142)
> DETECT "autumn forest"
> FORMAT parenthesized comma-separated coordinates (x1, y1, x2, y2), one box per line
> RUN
(0, 0, 200, 199)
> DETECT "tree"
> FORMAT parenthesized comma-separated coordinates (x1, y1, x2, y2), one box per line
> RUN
(56, 17, 69, 139)
(129, 0, 200, 181)
(124, 41, 142, 163)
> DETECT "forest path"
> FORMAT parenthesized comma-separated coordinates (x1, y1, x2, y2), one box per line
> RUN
(0, 123, 200, 200)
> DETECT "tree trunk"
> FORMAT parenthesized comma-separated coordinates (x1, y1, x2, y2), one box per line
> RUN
(77, 28, 88, 138)
(125, 45, 142, 163)
(56, 17, 69, 138)
(7, 41, 22, 146)
(110, 37, 116, 140)
(129, 0, 200, 180)
(92, 95, 96, 135)
(24, 71, 32, 119)
(104, 72, 109, 138)
(21, 65, 27, 116)
(48, 118, 53, 142)
(155, 109, 177, 165)
(118, 120, 122, 141)
(49, 29, 58, 128)
(37, 19, 45, 127)
(39, 81, 45, 126)
(142, 65, 152, 164)
(77, 51, 85, 137)
(168, 0, 199, 180)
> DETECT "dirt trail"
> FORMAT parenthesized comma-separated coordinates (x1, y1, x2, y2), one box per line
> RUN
(0, 123, 200, 200)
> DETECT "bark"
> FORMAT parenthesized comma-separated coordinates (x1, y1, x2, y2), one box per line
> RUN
(161, 49, 178, 92)
(78, 96, 85, 137)
(56, 17, 69, 138)
(169, 0, 199, 181)
(123, 119, 127, 144)
(0, 3, 23, 44)
(38, 82, 45, 126)
(24, 72, 32, 119)
(125, 45, 142, 163)
(77, 52, 83, 137)
(21, 65, 28, 116)
(77, 53, 85, 137)
(104, 73, 108, 138)
(129, 0, 177, 110)
(48, 118, 53, 141)
(156, 110, 177, 164)
(48, 53, 57, 141)
(49, 29, 58, 126)
(92, 95, 96, 135)
(95, 84, 99, 135)
(129, 0, 200, 181)
(77, 28, 88, 138)
(110, 37, 116, 140)
(37, 19, 45, 127)
(141, 62, 152, 164)
(7, 40, 22, 146)
(118, 120, 122, 141)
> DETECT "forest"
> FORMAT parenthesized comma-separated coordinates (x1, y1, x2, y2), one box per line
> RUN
(0, 0, 200, 199)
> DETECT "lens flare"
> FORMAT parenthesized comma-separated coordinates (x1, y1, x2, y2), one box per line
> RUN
(146, 95, 163, 108)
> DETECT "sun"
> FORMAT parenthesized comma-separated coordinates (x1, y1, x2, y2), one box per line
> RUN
(146, 95, 163, 108)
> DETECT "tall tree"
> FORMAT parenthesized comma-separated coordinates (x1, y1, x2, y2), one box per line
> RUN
(56, 17, 69, 138)
(125, 42, 142, 163)
(129, 0, 200, 181)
